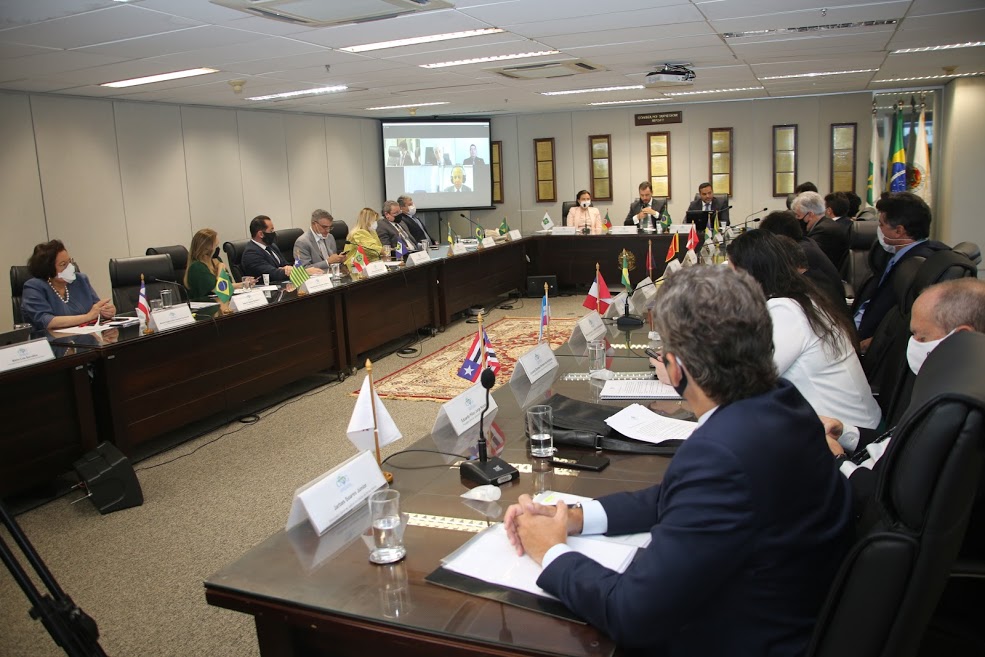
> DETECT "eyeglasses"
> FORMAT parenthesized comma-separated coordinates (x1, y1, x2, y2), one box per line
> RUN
(316, 223, 332, 230)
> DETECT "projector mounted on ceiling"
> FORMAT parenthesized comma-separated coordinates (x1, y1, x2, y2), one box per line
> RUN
(644, 64, 696, 87)
(210, 0, 452, 26)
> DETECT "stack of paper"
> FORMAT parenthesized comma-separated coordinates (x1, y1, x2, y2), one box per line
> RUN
(604, 404, 697, 444)
(600, 379, 681, 400)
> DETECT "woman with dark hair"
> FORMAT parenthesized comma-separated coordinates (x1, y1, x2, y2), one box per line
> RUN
(566, 190, 603, 234)
(21, 239, 115, 330)
(728, 230, 881, 430)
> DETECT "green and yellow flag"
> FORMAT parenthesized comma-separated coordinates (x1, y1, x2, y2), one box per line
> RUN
(499, 217, 510, 235)
(887, 104, 907, 192)
(214, 266, 233, 303)
(621, 253, 631, 292)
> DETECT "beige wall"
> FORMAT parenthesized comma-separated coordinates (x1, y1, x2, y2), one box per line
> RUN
(939, 77, 985, 268)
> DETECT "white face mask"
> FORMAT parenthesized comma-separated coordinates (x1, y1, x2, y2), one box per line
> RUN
(370, 221, 378, 232)
(407, 205, 416, 217)
(580, 200, 590, 209)
(906, 329, 956, 375)
(57, 262, 77, 283)
(876, 227, 897, 254)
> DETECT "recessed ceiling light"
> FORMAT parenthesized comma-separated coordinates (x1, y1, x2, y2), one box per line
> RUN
(339, 29, 505, 53)
(245, 85, 348, 101)
(588, 98, 671, 106)
(366, 102, 450, 110)
(421, 51, 561, 69)
(892, 41, 985, 54)
(872, 71, 985, 83)
(664, 86, 763, 97)
(542, 85, 645, 96)
(760, 69, 877, 80)
(723, 19, 897, 39)
(100, 67, 219, 88)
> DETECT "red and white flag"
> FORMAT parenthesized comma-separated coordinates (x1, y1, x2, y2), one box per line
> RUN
(583, 272, 612, 314)
(136, 277, 150, 326)
(686, 223, 699, 251)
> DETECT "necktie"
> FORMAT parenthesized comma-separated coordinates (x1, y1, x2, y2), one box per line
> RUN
(267, 247, 280, 264)
(704, 203, 711, 212)
(316, 237, 329, 263)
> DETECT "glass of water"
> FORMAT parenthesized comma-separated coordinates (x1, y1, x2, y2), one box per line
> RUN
(330, 263, 342, 280)
(526, 405, 554, 458)
(588, 340, 607, 376)
(368, 489, 406, 564)
(159, 289, 173, 308)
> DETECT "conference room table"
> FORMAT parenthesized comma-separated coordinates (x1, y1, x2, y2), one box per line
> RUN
(204, 342, 681, 657)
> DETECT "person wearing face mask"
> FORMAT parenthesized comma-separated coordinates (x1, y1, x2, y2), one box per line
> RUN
(790, 191, 850, 270)
(184, 228, 244, 301)
(396, 195, 433, 245)
(505, 266, 853, 657)
(294, 209, 345, 271)
(22, 239, 116, 330)
(342, 207, 385, 269)
(376, 200, 418, 256)
(851, 192, 951, 350)
(566, 190, 603, 234)
(241, 215, 293, 283)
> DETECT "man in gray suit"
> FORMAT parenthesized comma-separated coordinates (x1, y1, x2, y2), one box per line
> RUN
(293, 209, 343, 270)
(376, 200, 418, 256)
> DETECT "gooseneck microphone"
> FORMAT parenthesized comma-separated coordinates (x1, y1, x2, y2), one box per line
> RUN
(460, 368, 520, 486)
(459, 213, 485, 239)
(737, 207, 769, 229)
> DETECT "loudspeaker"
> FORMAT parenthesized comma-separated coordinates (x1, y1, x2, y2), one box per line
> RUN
(526, 275, 557, 298)
(73, 442, 143, 514)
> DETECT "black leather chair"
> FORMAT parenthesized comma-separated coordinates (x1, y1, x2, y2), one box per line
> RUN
(145, 245, 189, 285)
(109, 254, 184, 314)
(806, 331, 985, 657)
(330, 220, 349, 253)
(9, 265, 32, 326)
(952, 241, 982, 266)
(560, 201, 592, 226)
(841, 220, 878, 299)
(692, 192, 728, 207)
(275, 228, 304, 262)
(222, 239, 251, 283)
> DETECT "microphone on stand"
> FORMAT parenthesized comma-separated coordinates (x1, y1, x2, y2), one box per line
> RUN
(460, 368, 520, 486)
(736, 207, 769, 229)
(459, 213, 486, 240)
(145, 276, 190, 306)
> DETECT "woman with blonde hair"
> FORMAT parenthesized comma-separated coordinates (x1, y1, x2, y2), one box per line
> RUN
(342, 208, 385, 270)
(185, 228, 239, 301)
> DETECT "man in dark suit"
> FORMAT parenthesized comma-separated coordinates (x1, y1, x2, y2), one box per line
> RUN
(505, 266, 853, 656)
(623, 181, 669, 231)
(792, 191, 850, 270)
(397, 195, 433, 245)
(462, 143, 484, 166)
(685, 182, 729, 251)
(852, 191, 950, 348)
(241, 215, 296, 282)
(376, 200, 418, 256)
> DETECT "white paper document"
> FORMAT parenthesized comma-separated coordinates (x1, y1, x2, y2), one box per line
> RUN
(442, 523, 637, 600)
(600, 379, 681, 400)
(532, 491, 652, 549)
(604, 403, 696, 444)
(52, 325, 115, 335)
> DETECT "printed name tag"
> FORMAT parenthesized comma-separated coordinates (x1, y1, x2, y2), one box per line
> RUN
(302, 275, 334, 294)
(609, 226, 637, 235)
(150, 304, 196, 332)
(406, 251, 431, 266)
(514, 342, 558, 384)
(365, 260, 388, 277)
(286, 451, 387, 535)
(450, 243, 468, 256)
(0, 339, 54, 373)
(481, 237, 497, 249)
(577, 311, 607, 342)
(508, 229, 522, 241)
(552, 226, 577, 236)
(229, 290, 268, 312)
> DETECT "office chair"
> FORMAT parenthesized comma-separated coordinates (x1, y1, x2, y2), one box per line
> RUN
(274, 228, 304, 261)
(330, 220, 349, 253)
(108, 254, 183, 314)
(560, 200, 593, 227)
(222, 240, 251, 283)
(806, 331, 985, 657)
(9, 265, 32, 326)
(840, 220, 878, 299)
(145, 245, 189, 286)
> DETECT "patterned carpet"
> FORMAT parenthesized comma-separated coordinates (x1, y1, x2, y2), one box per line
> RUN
(362, 316, 576, 402)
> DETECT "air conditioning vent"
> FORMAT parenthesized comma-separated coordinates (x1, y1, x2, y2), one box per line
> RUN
(493, 60, 604, 80)
(210, 0, 452, 27)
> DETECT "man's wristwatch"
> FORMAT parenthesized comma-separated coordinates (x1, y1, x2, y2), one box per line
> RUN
(834, 453, 848, 464)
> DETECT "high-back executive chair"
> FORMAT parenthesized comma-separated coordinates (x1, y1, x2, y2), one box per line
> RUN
(145, 245, 189, 285)
(109, 254, 184, 314)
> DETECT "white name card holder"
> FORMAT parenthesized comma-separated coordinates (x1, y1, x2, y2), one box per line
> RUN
(431, 383, 500, 459)
(609, 225, 637, 235)
(287, 501, 372, 573)
(552, 226, 577, 236)
(509, 359, 558, 410)
(286, 450, 388, 535)
(149, 305, 196, 332)
(302, 274, 334, 294)
(507, 229, 522, 241)
(0, 339, 55, 374)
(450, 243, 468, 256)
(664, 259, 683, 276)
(365, 260, 388, 278)
(670, 224, 693, 233)
(481, 236, 497, 249)
(604, 292, 634, 319)
(229, 289, 268, 312)
(511, 341, 558, 385)
(406, 251, 431, 267)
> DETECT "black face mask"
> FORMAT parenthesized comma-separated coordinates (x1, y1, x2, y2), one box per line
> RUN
(212, 247, 221, 260)
(261, 231, 277, 246)
(673, 369, 688, 397)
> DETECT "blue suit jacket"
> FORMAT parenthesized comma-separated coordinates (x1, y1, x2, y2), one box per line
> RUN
(537, 380, 853, 656)
(241, 241, 289, 282)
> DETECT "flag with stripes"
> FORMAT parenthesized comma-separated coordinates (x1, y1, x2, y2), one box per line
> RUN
(136, 276, 150, 325)
(395, 240, 405, 258)
(665, 232, 679, 262)
(289, 258, 310, 288)
(582, 272, 612, 314)
(888, 105, 907, 192)
(538, 291, 550, 342)
(686, 223, 699, 251)
(867, 112, 882, 206)
(603, 211, 612, 231)
(456, 329, 501, 382)
(351, 246, 367, 273)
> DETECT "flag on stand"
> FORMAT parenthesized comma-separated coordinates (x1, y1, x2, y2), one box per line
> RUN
(603, 211, 612, 232)
(541, 212, 554, 230)
(887, 104, 907, 192)
(457, 329, 501, 382)
(646, 240, 653, 278)
(583, 271, 612, 314)
(351, 246, 368, 274)
(214, 266, 233, 303)
(447, 225, 456, 245)
(659, 205, 672, 230)
(136, 275, 150, 326)
(686, 223, 699, 251)
(475, 224, 484, 240)
(538, 290, 550, 343)
(345, 375, 402, 452)
(867, 112, 882, 206)
(289, 258, 310, 288)
(665, 232, 679, 262)
(395, 240, 405, 258)
(909, 104, 932, 204)
(620, 253, 631, 292)
(499, 218, 510, 235)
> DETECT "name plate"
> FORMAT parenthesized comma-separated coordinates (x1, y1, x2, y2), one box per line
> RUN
(0, 339, 54, 373)
(149, 304, 196, 332)
(450, 243, 468, 256)
(664, 259, 682, 275)
(438, 381, 500, 436)
(577, 310, 607, 342)
(301, 274, 334, 294)
(229, 289, 268, 312)
(365, 260, 388, 277)
(609, 225, 637, 235)
(286, 450, 387, 535)
(514, 342, 558, 384)
(636, 276, 656, 299)
(507, 229, 522, 241)
(670, 224, 693, 233)
(406, 251, 431, 266)
(552, 226, 577, 236)
(481, 236, 497, 249)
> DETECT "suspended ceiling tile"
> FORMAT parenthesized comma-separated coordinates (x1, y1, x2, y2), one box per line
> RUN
(0, 5, 202, 49)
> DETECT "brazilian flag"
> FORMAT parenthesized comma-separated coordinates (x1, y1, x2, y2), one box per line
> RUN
(621, 253, 631, 292)
(475, 225, 484, 240)
(214, 266, 233, 303)
(499, 217, 510, 235)
(660, 205, 672, 229)
(887, 105, 907, 192)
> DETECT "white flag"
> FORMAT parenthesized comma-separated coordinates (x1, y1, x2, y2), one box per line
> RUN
(541, 212, 554, 230)
(346, 376, 402, 452)
(910, 106, 932, 205)
(867, 113, 882, 207)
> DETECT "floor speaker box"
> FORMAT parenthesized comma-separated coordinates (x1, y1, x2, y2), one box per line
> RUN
(526, 275, 557, 298)
(74, 442, 143, 514)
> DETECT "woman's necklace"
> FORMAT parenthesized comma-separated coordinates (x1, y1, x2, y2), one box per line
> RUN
(48, 279, 70, 303)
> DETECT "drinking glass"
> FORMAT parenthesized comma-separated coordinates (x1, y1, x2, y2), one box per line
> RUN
(588, 340, 606, 375)
(382, 245, 392, 261)
(159, 289, 173, 308)
(149, 299, 163, 312)
(526, 405, 554, 458)
(330, 263, 342, 280)
(368, 489, 406, 564)
(242, 276, 255, 290)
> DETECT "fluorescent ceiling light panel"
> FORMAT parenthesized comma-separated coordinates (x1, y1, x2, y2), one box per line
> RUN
(589, 98, 670, 106)
(340, 29, 505, 53)
(366, 102, 450, 110)
(100, 67, 219, 88)
(873, 71, 985, 83)
(760, 69, 877, 80)
(723, 19, 897, 39)
(246, 85, 348, 101)
(421, 51, 560, 69)
(542, 85, 644, 96)
(892, 41, 985, 54)
(664, 86, 763, 97)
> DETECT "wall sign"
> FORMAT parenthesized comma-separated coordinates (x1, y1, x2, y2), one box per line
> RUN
(635, 111, 682, 126)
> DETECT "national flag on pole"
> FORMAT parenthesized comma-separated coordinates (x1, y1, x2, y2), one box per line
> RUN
(686, 223, 699, 251)
(457, 329, 500, 381)
(499, 218, 510, 235)
(351, 246, 368, 273)
(603, 211, 612, 231)
(538, 291, 550, 343)
(887, 104, 907, 192)
(583, 272, 612, 314)
(867, 112, 882, 207)
(475, 224, 484, 240)
(659, 205, 671, 230)
(665, 232, 679, 262)
(447, 225, 456, 245)
(646, 240, 653, 277)
(136, 275, 150, 326)
(395, 240, 405, 258)
(345, 375, 402, 452)
(909, 105, 932, 204)
(214, 266, 233, 303)
(289, 258, 310, 288)
(620, 253, 631, 292)
(541, 212, 555, 230)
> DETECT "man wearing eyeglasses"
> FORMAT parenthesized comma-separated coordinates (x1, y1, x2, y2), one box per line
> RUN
(294, 209, 344, 271)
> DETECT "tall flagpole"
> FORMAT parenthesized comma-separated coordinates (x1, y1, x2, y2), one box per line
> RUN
(478, 312, 486, 371)
(595, 262, 601, 312)
(544, 281, 550, 344)
(647, 239, 653, 280)
(365, 359, 393, 484)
